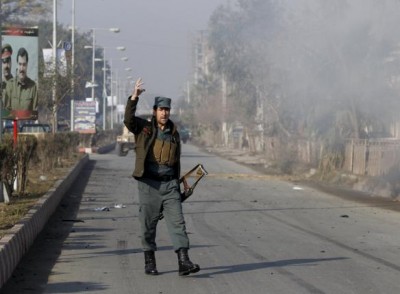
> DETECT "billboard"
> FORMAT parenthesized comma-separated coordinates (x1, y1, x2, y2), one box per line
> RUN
(73, 101, 96, 133)
(42, 48, 67, 77)
(1, 27, 39, 120)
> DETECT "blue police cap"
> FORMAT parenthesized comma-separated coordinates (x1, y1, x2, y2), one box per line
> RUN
(154, 96, 171, 109)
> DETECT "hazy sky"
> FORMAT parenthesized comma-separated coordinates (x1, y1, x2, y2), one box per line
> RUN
(58, 0, 227, 101)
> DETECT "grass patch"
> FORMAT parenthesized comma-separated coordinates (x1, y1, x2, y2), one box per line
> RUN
(0, 154, 84, 239)
(0, 194, 42, 237)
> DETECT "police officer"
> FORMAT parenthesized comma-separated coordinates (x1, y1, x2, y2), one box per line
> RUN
(2, 44, 13, 83)
(124, 78, 200, 276)
(1, 44, 13, 105)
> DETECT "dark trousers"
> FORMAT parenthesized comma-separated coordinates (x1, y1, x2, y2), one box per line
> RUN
(137, 178, 190, 252)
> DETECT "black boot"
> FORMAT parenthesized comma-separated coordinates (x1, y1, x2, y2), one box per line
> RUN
(144, 251, 158, 275)
(177, 248, 200, 276)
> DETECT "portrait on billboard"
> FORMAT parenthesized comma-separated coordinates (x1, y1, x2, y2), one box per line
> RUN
(1, 43, 13, 118)
(1, 27, 39, 120)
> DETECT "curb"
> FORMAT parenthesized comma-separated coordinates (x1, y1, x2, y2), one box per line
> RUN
(96, 142, 116, 154)
(0, 154, 89, 289)
(78, 142, 116, 154)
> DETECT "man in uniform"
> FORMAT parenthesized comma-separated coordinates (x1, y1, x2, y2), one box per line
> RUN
(4, 47, 38, 112)
(1, 44, 13, 105)
(124, 78, 200, 276)
(2, 44, 13, 84)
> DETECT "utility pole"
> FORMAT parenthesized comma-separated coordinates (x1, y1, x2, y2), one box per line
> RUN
(0, 4, 9, 203)
(0, 2, 4, 202)
(91, 29, 96, 100)
(102, 48, 106, 130)
(222, 75, 228, 147)
(70, 0, 75, 131)
(0, 3, 3, 142)
(52, 0, 58, 133)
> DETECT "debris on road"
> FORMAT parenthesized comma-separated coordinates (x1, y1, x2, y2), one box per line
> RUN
(114, 204, 127, 208)
(93, 207, 110, 211)
(293, 186, 304, 190)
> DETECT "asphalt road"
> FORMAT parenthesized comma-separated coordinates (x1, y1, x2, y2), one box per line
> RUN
(2, 144, 400, 294)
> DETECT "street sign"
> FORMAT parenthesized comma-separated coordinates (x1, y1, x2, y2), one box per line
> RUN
(63, 41, 72, 51)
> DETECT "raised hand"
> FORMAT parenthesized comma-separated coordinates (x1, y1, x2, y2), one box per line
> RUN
(132, 77, 145, 98)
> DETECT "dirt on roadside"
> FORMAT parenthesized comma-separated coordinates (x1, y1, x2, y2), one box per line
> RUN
(0, 156, 83, 239)
(205, 145, 400, 213)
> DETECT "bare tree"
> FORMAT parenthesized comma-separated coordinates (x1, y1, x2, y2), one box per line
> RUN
(2, 0, 51, 23)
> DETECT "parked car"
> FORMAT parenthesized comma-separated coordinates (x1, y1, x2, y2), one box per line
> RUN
(180, 128, 191, 143)
(2, 125, 14, 134)
(57, 124, 70, 132)
(19, 123, 51, 133)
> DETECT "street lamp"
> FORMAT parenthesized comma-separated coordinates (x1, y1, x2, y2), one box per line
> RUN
(109, 57, 129, 129)
(101, 46, 126, 130)
(89, 28, 120, 102)
(109, 67, 134, 124)
(85, 45, 125, 129)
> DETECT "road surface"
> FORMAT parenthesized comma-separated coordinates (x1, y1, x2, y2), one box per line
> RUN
(2, 144, 400, 294)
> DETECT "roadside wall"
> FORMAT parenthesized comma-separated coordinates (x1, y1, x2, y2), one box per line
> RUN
(343, 139, 400, 176)
(221, 129, 400, 177)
